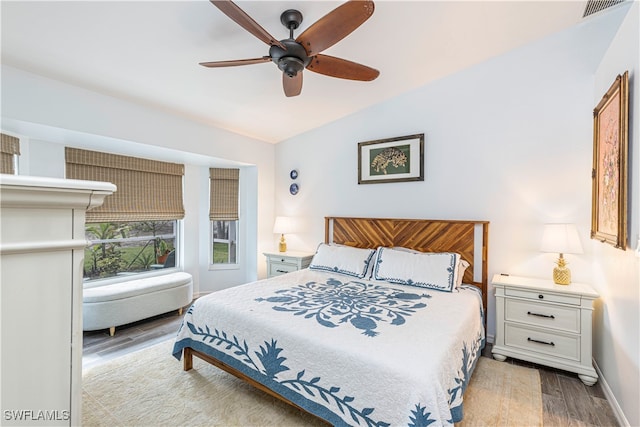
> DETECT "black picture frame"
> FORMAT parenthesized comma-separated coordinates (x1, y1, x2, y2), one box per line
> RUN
(358, 134, 424, 184)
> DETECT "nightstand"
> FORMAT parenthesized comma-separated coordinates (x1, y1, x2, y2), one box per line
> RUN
(264, 251, 314, 278)
(491, 274, 599, 386)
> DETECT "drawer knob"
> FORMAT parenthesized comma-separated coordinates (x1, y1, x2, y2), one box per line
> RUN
(538, 294, 544, 299)
(527, 311, 555, 319)
(276, 269, 288, 273)
(527, 337, 555, 346)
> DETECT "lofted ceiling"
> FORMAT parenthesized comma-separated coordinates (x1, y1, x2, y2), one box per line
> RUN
(1, 1, 604, 143)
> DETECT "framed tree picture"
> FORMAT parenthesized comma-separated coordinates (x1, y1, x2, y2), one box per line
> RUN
(591, 71, 629, 250)
(358, 133, 424, 184)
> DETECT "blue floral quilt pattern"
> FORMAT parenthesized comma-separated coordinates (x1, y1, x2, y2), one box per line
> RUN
(172, 271, 485, 426)
(255, 278, 432, 337)
(173, 320, 483, 427)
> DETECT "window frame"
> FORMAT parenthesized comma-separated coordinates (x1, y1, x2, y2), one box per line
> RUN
(209, 219, 240, 270)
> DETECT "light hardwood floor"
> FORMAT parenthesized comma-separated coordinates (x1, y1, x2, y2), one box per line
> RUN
(480, 345, 619, 427)
(82, 309, 185, 369)
(83, 311, 620, 426)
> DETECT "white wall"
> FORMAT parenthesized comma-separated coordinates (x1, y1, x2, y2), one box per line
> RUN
(593, 2, 640, 426)
(1, 65, 276, 293)
(275, 6, 639, 425)
(1, 3, 637, 424)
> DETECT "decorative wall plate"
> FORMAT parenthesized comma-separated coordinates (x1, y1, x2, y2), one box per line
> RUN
(290, 169, 298, 180)
(289, 183, 299, 195)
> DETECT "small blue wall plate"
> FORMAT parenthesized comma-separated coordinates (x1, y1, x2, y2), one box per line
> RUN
(289, 183, 299, 195)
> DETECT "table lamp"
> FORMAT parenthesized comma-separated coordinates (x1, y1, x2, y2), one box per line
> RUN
(273, 216, 294, 252)
(540, 223, 583, 285)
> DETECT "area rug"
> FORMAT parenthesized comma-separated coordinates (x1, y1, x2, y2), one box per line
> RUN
(82, 340, 542, 427)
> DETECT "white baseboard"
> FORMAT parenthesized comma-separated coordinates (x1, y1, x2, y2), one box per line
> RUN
(593, 358, 630, 427)
(486, 333, 495, 344)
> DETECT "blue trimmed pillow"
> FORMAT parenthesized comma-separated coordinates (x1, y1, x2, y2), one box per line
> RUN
(390, 247, 469, 288)
(373, 247, 462, 292)
(309, 243, 377, 279)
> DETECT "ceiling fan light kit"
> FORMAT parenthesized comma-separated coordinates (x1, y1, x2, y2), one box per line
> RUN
(202, 0, 380, 97)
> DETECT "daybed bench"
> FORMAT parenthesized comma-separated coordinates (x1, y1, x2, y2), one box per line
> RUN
(83, 271, 193, 336)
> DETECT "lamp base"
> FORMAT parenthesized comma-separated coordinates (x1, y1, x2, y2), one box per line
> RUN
(553, 267, 571, 285)
(553, 255, 571, 285)
(279, 234, 287, 253)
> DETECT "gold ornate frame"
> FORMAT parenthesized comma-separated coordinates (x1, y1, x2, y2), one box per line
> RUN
(591, 71, 629, 249)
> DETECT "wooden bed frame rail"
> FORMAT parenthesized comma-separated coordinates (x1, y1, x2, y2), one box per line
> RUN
(183, 347, 328, 423)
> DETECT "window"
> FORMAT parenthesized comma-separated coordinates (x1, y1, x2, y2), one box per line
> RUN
(1, 133, 20, 174)
(212, 220, 238, 264)
(210, 168, 239, 266)
(84, 221, 177, 281)
(65, 148, 185, 281)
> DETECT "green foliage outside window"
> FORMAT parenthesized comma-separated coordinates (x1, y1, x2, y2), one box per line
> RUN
(84, 221, 176, 281)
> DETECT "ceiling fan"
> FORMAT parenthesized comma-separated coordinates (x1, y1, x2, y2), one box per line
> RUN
(200, 0, 380, 97)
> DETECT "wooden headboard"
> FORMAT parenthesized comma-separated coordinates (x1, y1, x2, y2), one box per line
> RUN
(324, 217, 489, 311)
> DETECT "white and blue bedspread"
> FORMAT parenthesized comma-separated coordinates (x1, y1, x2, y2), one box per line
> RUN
(173, 269, 485, 426)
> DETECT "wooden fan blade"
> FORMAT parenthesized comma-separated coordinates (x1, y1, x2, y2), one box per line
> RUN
(283, 72, 302, 97)
(210, 0, 285, 49)
(307, 54, 379, 81)
(200, 57, 271, 68)
(296, 0, 374, 56)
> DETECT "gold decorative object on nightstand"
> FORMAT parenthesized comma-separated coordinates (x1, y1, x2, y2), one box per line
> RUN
(540, 223, 583, 285)
(553, 256, 571, 285)
(273, 216, 294, 252)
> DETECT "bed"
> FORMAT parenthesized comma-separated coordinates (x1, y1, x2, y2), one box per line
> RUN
(173, 217, 489, 426)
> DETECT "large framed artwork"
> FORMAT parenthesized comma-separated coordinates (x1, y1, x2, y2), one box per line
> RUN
(591, 71, 629, 250)
(358, 133, 424, 184)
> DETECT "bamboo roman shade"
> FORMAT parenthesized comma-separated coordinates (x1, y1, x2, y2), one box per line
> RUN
(1, 133, 20, 174)
(65, 147, 185, 222)
(209, 168, 239, 221)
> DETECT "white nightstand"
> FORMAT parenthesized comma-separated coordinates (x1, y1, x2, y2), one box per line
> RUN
(491, 274, 599, 386)
(264, 251, 314, 278)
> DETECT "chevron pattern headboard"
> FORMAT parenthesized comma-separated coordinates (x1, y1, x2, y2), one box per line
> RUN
(324, 217, 489, 311)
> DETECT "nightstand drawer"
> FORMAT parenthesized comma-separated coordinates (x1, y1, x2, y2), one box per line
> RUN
(505, 299, 580, 333)
(505, 323, 580, 361)
(264, 251, 314, 278)
(505, 288, 581, 305)
(269, 255, 298, 265)
(269, 262, 298, 277)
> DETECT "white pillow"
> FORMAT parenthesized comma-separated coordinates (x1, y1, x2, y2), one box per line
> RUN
(390, 247, 469, 288)
(373, 247, 462, 292)
(309, 243, 377, 279)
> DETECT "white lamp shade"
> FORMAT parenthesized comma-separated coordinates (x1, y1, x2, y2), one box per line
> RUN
(540, 223, 583, 254)
(273, 216, 294, 234)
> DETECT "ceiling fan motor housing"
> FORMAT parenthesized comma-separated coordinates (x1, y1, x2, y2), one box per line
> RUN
(203, 1, 379, 96)
(269, 39, 311, 78)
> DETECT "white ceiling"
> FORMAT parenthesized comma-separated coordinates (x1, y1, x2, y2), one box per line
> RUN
(2, 1, 594, 143)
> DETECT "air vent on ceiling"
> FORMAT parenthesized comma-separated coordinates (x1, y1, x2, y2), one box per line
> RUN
(583, 0, 626, 18)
